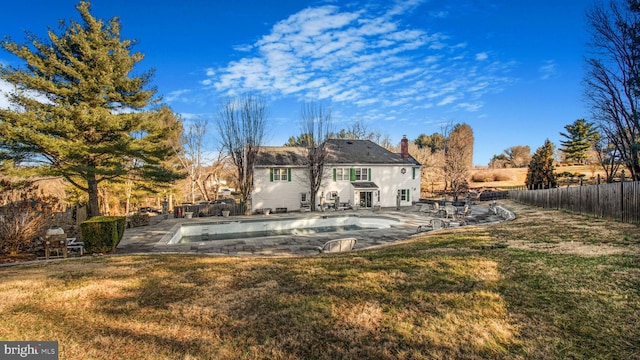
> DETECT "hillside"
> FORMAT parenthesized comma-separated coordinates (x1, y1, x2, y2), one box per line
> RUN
(469, 165, 608, 189)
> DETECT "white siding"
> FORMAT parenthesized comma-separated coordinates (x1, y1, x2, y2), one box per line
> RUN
(252, 164, 421, 211)
(321, 165, 421, 208)
(252, 167, 309, 212)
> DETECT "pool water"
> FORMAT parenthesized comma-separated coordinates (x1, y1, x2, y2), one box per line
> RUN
(180, 225, 364, 242)
(163, 215, 399, 245)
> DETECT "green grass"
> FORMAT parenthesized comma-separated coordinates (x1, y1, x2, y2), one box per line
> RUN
(0, 201, 638, 359)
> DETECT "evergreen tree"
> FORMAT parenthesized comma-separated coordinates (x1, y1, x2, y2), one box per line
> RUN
(0, 2, 182, 217)
(559, 119, 599, 164)
(526, 140, 557, 189)
(284, 133, 315, 147)
(414, 132, 445, 153)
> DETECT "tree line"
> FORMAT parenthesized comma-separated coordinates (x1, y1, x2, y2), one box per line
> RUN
(0, 2, 267, 217)
(3, 0, 639, 219)
(525, 0, 640, 189)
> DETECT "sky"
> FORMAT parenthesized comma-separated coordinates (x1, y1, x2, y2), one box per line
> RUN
(0, 0, 598, 165)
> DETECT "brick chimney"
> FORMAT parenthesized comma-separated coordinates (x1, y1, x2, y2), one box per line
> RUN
(400, 135, 409, 160)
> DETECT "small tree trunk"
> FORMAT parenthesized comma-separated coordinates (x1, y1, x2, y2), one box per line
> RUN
(124, 179, 132, 215)
(87, 173, 100, 218)
(101, 186, 111, 215)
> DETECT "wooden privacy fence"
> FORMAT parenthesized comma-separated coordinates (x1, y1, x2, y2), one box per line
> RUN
(509, 181, 640, 225)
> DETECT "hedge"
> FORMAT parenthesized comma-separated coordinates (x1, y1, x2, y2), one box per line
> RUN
(80, 216, 126, 254)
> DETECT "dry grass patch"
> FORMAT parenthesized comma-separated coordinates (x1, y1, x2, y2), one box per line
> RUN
(471, 169, 514, 183)
(1, 203, 639, 359)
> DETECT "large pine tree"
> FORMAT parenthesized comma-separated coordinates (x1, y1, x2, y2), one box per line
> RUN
(559, 119, 598, 164)
(0, 2, 182, 217)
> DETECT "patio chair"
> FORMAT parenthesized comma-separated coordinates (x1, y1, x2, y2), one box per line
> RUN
(44, 234, 67, 259)
(444, 205, 458, 219)
(66, 238, 85, 256)
(430, 218, 446, 230)
(459, 205, 478, 225)
(316, 238, 357, 253)
(430, 202, 442, 216)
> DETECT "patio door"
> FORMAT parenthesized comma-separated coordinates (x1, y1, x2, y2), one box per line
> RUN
(359, 191, 373, 208)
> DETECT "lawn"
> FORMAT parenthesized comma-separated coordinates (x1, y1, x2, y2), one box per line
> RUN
(1, 201, 638, 359)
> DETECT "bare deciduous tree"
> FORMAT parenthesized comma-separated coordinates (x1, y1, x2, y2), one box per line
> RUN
(585, 1, 640, 180)
(299, 102, 332, 212)
(593, 130, 622, 182)
(443, 123, 474, 201)
(171, 118, 225, 203)
(216, 94, 267, 214)
(406, 142, 444, 197)
(505, 145, 532, 167)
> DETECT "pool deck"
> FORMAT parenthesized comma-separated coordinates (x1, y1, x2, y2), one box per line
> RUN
(117, 204, 507, 257)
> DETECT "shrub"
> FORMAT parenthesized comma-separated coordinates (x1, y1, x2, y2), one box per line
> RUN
(80, 216, 126, 254)
(493, 171, 512, 181)
(471, 172, 492, 182)
(0, 201, 50, 255)
(471, 170, 513, 182)
(127, 214, 150, 228)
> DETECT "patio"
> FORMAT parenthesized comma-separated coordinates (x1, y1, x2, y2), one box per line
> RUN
(117, 204, 508, 256)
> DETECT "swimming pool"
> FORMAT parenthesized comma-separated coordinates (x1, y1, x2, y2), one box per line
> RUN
(161, 215, 400, 244)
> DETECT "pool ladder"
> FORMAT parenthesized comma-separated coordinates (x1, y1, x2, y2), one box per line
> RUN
(201, 227, 210, 240)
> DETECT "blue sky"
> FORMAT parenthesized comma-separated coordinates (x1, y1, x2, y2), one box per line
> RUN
(0, 0, 596, 165)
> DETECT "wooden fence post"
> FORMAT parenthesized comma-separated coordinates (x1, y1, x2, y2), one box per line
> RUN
(579, 183, 582, 215)
(621, 171, 625, 223)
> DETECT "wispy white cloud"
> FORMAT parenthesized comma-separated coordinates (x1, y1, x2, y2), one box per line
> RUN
(206, 1, 515, 121)
(165, 89, 192, 103)
(456, 102, 482, 112)
(475, 52, 488, 61)
(438, 95, 457, 106)
(429, 10, 449, 18)
(539, 60, 557, 80)
(233, 44, 253, 52)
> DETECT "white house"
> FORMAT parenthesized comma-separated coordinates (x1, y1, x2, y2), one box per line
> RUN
(251, 137, 421, 212)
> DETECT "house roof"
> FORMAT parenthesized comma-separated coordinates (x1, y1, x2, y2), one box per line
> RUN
(255, 146, 309, 166)
(351, 181, 379, 189)
(324, 139, 420, 166)
(255, 139, 421, 167)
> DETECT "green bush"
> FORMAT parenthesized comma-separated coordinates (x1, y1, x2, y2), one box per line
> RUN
(127, 214, 150, 228)
(80, 216, 126, 254)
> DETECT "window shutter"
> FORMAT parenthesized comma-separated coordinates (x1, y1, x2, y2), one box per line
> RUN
(333, 168, 336, 181)
(350, 168, 356, 181)
(270, 168, 273, 182)
(407, 189, 410, 201)
(368, 168, 372, 181)
(287, 168, 292, 182)
(412, 168, 416, 180)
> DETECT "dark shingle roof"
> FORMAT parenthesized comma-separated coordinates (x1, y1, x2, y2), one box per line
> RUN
(255, 146, 309, 166)
(255, 139, 420, 167)
(324, 139, 420, 165)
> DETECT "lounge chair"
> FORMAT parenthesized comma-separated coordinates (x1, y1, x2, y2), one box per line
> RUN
(316, 238, 357, 253)
(417, 218, 446, 232)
